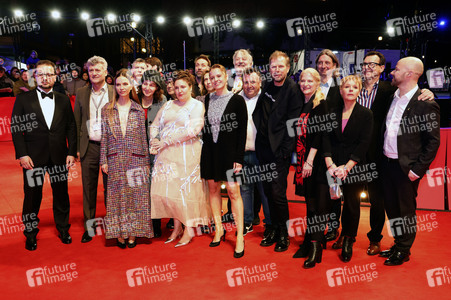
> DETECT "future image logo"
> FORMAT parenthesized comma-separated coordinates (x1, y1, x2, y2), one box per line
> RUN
(286, 13, 338, 37)
(86, 13, 135, 37)
(185, 13, 237, 37)
(387, 13, 438, 37)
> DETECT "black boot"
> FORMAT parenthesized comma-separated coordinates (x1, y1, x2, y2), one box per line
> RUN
(341, 236, 355, 262)
(293, 234, 311, 258)
(304, 241, 323, 268)
(260, 225, 277, 247)
(274, 225, 290, 252)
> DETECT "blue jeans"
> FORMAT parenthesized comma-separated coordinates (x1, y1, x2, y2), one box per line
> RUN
(240, 151, 271, 225)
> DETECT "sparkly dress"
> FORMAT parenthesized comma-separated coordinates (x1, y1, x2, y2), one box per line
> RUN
(150, 99, 211, 226)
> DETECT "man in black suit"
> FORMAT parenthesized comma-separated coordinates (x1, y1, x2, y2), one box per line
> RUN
(379, 57, 440, 266)
(74, 56, 114, 243)
(358, 51, 435, 256)
(253, 51, 303, 252)
(11, 60, 77, 251)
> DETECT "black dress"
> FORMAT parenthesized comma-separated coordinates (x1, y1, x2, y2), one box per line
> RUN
(200, 93, 247, 181)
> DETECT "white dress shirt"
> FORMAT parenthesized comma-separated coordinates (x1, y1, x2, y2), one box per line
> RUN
(383, 85, 419, 158)
(89, 83, 109, 141)
(37, 87, 55, 129)
(239, 90, 260, 151)
(320, 77, 334, 98)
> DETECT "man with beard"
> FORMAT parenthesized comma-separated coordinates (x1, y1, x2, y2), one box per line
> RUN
(193, 54, 211, 97)
(253, 51, 303, 252)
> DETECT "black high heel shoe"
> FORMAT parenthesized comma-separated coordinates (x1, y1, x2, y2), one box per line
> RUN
(341, 236, 355, 262)
(293, 234, 311, 258)
(209, 228, 226, 247)
(117, 239, 126, 249)
(304, 241, 323, 268)
(234, 241, 245, 258)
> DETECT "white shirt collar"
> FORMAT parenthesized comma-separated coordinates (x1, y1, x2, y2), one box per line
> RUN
(394, 85, 419, 101)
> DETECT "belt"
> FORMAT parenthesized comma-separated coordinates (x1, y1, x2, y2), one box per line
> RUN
(89, 140, 101, 146)
(384, 155, 398, 163)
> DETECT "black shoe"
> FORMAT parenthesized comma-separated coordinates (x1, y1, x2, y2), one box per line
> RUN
(293, 237, 311, 258)
(59, 232, 72, 244)
(384, 250, 410, 266)
(340, 236, 355, 262)
(325, 229, 339, 242)
(332, 235, 344, 249)
(252, 215, 260, 226)
(127, 239, 137, 248)
(117, 239, 126, 249)
(304, 241, 323, 268)
(260, 228, 277, 247)
(379, 246, 397, 258)
(274, 235, 290, 252)
(243, 223, 253, 236)
(81, 231, 93, 243)
(166, 219, 174, 229)
(234, 241, 245, 258)
(209, 228, 226, 247)
(25, 236, 37, 251)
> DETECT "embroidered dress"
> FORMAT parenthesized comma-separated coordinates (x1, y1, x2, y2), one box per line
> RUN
(150, 99, 211, 226)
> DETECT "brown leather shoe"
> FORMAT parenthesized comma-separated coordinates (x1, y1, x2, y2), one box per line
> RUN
(332, 235, 344, 249)
(367, 242, 381, 255)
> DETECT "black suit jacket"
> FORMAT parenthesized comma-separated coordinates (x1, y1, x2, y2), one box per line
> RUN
(325, 77, 343, 111)
(324, 102, 373, 167)
(11, 89, 77, 166)
(253, 77, 303, 158)
(382, 89, 440, 178)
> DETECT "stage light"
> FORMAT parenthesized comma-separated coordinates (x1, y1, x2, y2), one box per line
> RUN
(360, 191, 367, 199)
(256, 20, 265, 29)
(332, 51, 338, 54)
(14, 9, 24, 17)
(439, 19, 447, 27)
(378, 36, 383, 41)
(387, 27, 395, 35)
(220, 183, 226, 189)
(156, 16, 165, 24)
(206, 17, 214, 25)
(142, 48, 147, 53)
(297, 29, 303, 35)
(130, 37, 135, 42)
(107, 13, 116, 22)
(131, 22, 137, 28)
(51, 10, 61, 19)
(81, 12, 90, 21)
(232, 19, 241, 28)
(183, 16, 192, 25)
(132, 14, 141, 22)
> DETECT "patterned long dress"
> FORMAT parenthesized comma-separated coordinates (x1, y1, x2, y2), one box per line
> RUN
(150, 99, 211, 227)
(100, 100, 153, 239)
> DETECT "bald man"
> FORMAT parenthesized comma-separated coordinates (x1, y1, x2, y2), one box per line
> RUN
(379, 57, 440, 266)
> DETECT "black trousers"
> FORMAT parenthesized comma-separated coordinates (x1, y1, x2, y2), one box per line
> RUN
(381, 157, 419, 252)
(81, 142, 108, 230)
(340, 183, 364, 238)
(305, 181, 330, 242)
(22, 161, 71, 238)
(256, 145, 290, 234)
(366, 172, 386, 243)
(328, 195, 342, 232)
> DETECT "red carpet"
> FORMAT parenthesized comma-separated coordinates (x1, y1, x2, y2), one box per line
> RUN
(0, 140, 450, 299)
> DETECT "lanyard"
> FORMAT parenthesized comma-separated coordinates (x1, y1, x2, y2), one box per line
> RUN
(91, 89, 107, 120)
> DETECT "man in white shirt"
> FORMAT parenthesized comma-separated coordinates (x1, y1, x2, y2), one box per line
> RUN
(74, 56, 115, 243)
(380, 57, 440, 266)
(238, 68, 271, 236)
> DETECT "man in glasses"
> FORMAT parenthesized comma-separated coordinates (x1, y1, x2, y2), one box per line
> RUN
(358, 51, 434, 256)
(11, 60, 77, 250)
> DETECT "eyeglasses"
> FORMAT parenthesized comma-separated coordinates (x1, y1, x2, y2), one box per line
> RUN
(361, 62, 383, 69)
(36, 73, 56, 78)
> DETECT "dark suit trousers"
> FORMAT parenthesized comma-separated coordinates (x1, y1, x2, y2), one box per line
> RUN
(341, 183, 364, 238)
(256, 144, 290, 233)
(366, 173, 385, 243)
(22, 161, 71, 237)
(328, 195, 342, 232)
(81, 142, 108, 230)
(305, 182, 330, 242)
(381, 157, 419, 252)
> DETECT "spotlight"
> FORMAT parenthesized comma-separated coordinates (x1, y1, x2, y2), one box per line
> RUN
(142, 48, 147, 53)
(232, 19, 241, 28)
(206, 17, 214, 25)
(51, 10, 61, 19)
(81, 12, 90, 21)
(387, 27, 395, 35)
(360, 191, 367, 199)
(183, 16, 192, 25)
(132, 14, 141, 22)
(220, 184, 226, 189)
(130, 37, 135, 42)
(14, 9, 24, 17)
(297, 29, 303, 35)
(156, 16, 165, 24)
(107, 13, 116, 22)
(256, 20, 264, 29)
(131, 22, 137, 28)
(378, 36, 383, 41)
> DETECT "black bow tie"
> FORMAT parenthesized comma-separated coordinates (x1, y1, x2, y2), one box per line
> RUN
(40, 91, 54, 99)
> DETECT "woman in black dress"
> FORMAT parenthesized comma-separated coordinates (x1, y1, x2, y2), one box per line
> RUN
(200, 64, 248, 258)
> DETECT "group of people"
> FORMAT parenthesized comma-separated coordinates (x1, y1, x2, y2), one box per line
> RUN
(11, 47, 440, 266)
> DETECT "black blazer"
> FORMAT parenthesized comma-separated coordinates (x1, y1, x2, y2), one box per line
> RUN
(325, 77, 343, 111)
(382, 89, 440, 178)
(11, 89, 77, 166)
(324, 102, 373, 168)
(253, 77, 303, 158)
(201, 93, 247, 180)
